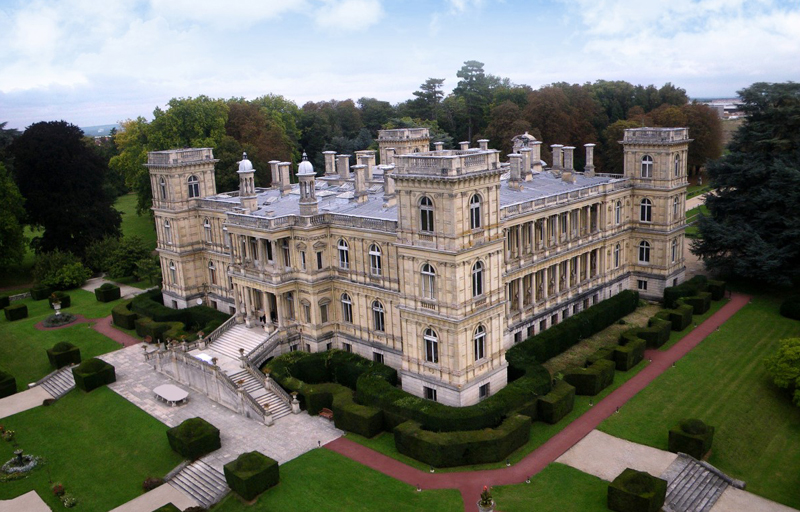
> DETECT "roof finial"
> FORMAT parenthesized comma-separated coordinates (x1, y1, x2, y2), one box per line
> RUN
(242, 151, 248, 160)
(302, 151, 308, 161)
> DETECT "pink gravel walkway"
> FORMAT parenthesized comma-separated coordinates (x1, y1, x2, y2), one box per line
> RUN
(34, 314, 140, 347)
(326, 292, 751, 511)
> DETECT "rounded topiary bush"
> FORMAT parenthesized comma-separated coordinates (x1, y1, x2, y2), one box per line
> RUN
(608, 468, 667, 512)
(95, 283, 121, 303)
(0, 370, 17, 399)
(780, 296, 800, 321)
(223, 451, 279, 501)
(167, 417, 221, 460)
(47, 341, 81, 369)
(669, 418, 714, 459)
(31, 284, 52, 301)
(72, 358, 116, 392)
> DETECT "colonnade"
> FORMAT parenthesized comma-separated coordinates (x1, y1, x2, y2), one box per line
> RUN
(504, 203, 601, 261)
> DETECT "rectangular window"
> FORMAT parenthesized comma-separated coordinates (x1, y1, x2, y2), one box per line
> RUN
(514, 331, 522, 344)
(373, 352, 384, 364)
(326, 342, 332, 351)
(479, 383, 490, 401)
(551, 314, 559, 326)
(305, 343, 311, 352)
(303, 304, 311, 323)
(266, 240, 273, 262)
(573, 304, 579, 315)
(343, 343, 352, 353)
(300, 251, 306, 270)
(527, 326, 535, 338)
(424, 386, 437, 402)
(289, 344, 298, 352)
(172, 300, 178, 309)
(317, 251, 323, 270)
(562, 308, 569, 320)
(320, 304, 328, 324)
(637, 279, 648, 291)
(210, 300, 217, 310)
(593, 293, 599, 304)
(539, 319, 547, 331)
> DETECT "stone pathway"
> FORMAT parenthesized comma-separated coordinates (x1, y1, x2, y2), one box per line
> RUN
(108, 483, 199, 512)
(81, 276, 148, 300)
(0, 386, 52, 420)
(0, 490, 51, 512)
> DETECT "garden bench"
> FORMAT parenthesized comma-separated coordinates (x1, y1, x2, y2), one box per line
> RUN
(319, 408, 334, 421)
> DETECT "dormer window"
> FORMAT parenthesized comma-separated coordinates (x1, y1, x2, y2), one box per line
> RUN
(188, 175, 200, 198)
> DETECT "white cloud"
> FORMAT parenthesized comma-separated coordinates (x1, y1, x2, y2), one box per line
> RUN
(447, 0, 485, 13)
(148, 0, 309, 29)
(313, 0, 384, 30)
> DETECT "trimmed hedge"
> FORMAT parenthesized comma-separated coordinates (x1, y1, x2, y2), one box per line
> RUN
(167, 417, 221, 460)
(112, 300, 139, 329)
(608, 468, 667, 512)
(95, 283, 121, 302)
(780, 296, 800, 321)
(0, 370, 16, 398)
(682, 292, 711, 315)
(622, 316, 672, 349)
(707, 280, 726, 301)
(134, 317, 180, 343)
(47, 341, 81, 369)
(48, 291, 71, 309)
(668, 418, 714, 460)
(131, 290, 228, 332)
(654, 302, 694, 331)
(224, 451, 279, 501)
(612, 337, 646, 371)
(4, 303, 27, 321)
(394, 415, 531, 468)
(663, 275, 708, 308)
(152, 504, 180, 512)
(563, 359, 615, 396)
(537, 380, 576, 424)
(506, 290, 639, 374)
(0, 295, 9, 310)
(31, 284, 52, 300)
(72, 358, 116, 392)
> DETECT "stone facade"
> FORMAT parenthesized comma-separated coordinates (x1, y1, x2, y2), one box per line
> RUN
(148, 127, 690, 407)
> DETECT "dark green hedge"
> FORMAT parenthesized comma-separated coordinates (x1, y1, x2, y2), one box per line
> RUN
(563, 359, 615, 396)
(506, 290, 639, 374)
(167, 417, 221, 460)
(151, 504, 180, 512)
(72, 358, 116, 392)
(607, 468, 667, 512)
(780, 295, 800, 321)
(112, 300, 138, 329)
(47, 341, 81, 369)
(682, 292, 711, 315)
(95, 283, 121, 302)
(131, 290, 229, 333)
(613, 338, 646, 371)
(663, 275, 708, 308)
(668, 419, 714, 459)
(4, 303, 27, 321)
(0, 295, 8, 310)
(620, 316, 671, 349)
(537, 380, 576, 424)
(48, 291, 71, 309)
(223, 451, 279, 501)
(707, 280, 726, 301)
(394, 415, 531, 468)
(0, 370, 16, 398)
(654, 303, 694, 331)
(31, 284, 52, 300)
(134, 317, 180, 343)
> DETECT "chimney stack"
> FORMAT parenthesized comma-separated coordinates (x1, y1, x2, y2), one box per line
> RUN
(459, 141, 470, 150)
(384, 148, 396, 166)
(509, 154, 523, 190)
(382, 165, 396, 207)
(434, 142, 444, 151)
(269, 160, 280, 188)
(353, 165, 368, 203)
(531, 141, 543, 173)
(336, 154, 351, 183)
(563, 146, 575, 171)
(323, 151, 337, 175)
(520, 148, 533, 181)
(478, 139, 489, 151)
(584, 143, 596, 177)
(278, 162, 292, 195)
(356, 150, 376, 181)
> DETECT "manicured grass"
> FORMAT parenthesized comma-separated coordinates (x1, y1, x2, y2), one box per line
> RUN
(686, 204, 709, 224)
(491, 463, 608, 512)
(0, 387, 184, 512)
(659, 297, 729, 351)
(114, 274, 157, 290)
(0, 289, 124, 390)
(115, 193, 157, 252)
(599, 294, 800, 509)
(686, 185, 711, 200)
(214, 448, 463, 512)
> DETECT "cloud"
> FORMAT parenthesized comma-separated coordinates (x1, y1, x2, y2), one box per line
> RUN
(148, 0, 308, 29)
(313, 0, 384, 30)
(446, 0, 485, 13)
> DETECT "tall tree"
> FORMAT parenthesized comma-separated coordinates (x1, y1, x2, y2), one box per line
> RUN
(358, 97, 395, 135)
(109, 117, 151, 213)
(482, 101, 531, 156)
(693, 82, 800, 286)
(411, 78, 446, 120)
(10, 121, 121, 255)
(453, 60, 491, 142)
(0, 162, 26, 267)
(149, 95, 228, 150)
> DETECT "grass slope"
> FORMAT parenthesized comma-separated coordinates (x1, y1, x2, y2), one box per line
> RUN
(214, 448, 462, 512)
(491, 463, 609, 512)
(0, 387, 183, 512)
(116, 193, 156, 252)
(0, 290, 123, 390)
(600, 294, 800, 508)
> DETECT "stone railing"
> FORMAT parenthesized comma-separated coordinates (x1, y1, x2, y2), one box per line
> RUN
(246, 330, 280, 367)
(204, 315, 237, 346)
(623, 128, 689, 143)
(147, 148, 215, 165)
(226, 211, 397, 234)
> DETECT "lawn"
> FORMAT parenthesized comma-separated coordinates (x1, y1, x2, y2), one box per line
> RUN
(0, 227, 38, 290)
(599, 294, 800, 509)
(0, 387, 184, 512)
(0, 289, 124, 390)
(116, 193, 157, 252)
(214, 447, 463, 512)
(686, 204, 709, 224)
(491, 463, 608, 512)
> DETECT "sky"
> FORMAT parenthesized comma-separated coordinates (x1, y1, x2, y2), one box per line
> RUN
(1, 0, 799, 130)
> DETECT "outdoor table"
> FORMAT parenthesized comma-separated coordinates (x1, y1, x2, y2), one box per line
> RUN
(153, 384, 189, 406)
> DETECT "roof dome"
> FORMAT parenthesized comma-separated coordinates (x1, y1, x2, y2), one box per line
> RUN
(238, 152, 254, 173)
(297, 151, 314, 176)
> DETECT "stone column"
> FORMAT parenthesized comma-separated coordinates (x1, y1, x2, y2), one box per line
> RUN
(233, 283, 243, 323)
(509, 154, 522, 190)
(278, 162, 292, 195)
(434, 142, 444, 151)
(584, 143, 596, 176)
(269, 160, 281, 188)
(518, 278, 524, 314)
(243, 286, 253, 328)
(551, 144, 563, 171)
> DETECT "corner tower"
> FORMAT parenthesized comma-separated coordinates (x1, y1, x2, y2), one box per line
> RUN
(377, 128, 430, 164)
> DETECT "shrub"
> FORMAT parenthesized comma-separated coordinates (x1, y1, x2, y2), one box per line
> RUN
(108, 236, 151, 279)
(537, 380, 576, 424)
(223, 451, 279, 501)
(607, 468, 667, 512)
(152, 504, 181, 512)
(142, 477, 165, 492)
(612, 337, 646, 371)
(663, 275, 708, 308)
(0, 370, 16, 399)
(654, 303, 694, 331)
(780, 296, 800, 321)
(33, 249, 80, 284)
(682, 292, 711, 315)
(668, 418, 715, 459)
(765, 337, 800, 406)
(95, 283, 121, 302)
(167, 417, 221, 460)
(707, 280, 726, 301)
(563, 359, 615, 396)
(135, 317, 173, 343)
(48, 291, 71, 309)
(31, 284, 52, 300)
(42, 312, 77, 328)
(394, 415, 531, 467)
(84, 236, 120, 273)
(4, 303, 27, 321)
(42, 262, 91, 290)
(47, 341, 81, 369)
(0, 295, 9, 310)
(72, 358, 116, 392)
(112, 300, 138, 329)
(131, 290, 229, 335)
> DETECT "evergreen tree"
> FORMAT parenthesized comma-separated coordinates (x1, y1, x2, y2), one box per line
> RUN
(0, 162, 26, 267)
(693, 82, 800, 286)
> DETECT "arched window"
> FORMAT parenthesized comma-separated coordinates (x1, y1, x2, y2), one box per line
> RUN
(469, 194, 482, 230)
(671, 238, 678, 263)
(472, 261, 484, 297)
(615, 200, 622, 225)
(159, 177, 167, 200)
(640, 198, 652, 222)
(641, 155, 653, 178)
(169, 260, 176, 283)
(614, 243, 620, 268)
(421, 263, 436, 300)
(338, 239, 349, 269)
(188, 175, 200, 198)
(673, 196, 679, 218)
(208, 261, 216, 285)
(424, 328, 439, 364)
(369, 244, 382, 276)
(341, 294, 353, 323)
(674, 154, 680, 177)
(372, 300, 385, 332)
(420, 196, 434, 232)
(164, 220, 172, 244)
(204, 218, 212, 243)
(474, 325, 486, 361)
(638, 241, 651, 263)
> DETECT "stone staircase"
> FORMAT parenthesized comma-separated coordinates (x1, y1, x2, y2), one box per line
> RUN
(228, 369, 292, 421)
(207, 324, 267, 360)
(661, 454, 745, 512)
(38, 365, 76, 399)
(168, 459, 229, 508)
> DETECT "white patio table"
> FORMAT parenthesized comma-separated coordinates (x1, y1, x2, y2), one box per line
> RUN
(153, 384, 189, 406)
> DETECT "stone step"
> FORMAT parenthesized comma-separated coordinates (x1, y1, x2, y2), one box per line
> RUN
(225, 369, 292, 421)
(663, 455, 729, 512)
(169, 459, 228, 509)
(39, 366, 76, 399)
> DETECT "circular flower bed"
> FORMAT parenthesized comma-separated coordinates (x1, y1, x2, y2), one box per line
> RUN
(42, 313, 77, 328)
(2, 452, 40, 474)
